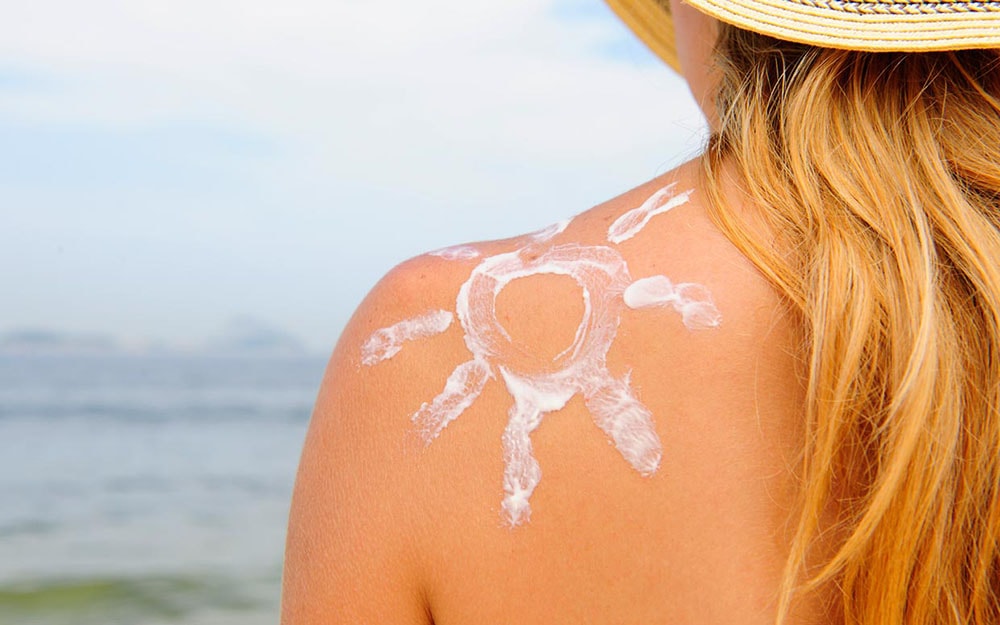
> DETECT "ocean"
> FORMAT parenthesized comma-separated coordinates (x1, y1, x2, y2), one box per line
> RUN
(0, 353, 326, 625)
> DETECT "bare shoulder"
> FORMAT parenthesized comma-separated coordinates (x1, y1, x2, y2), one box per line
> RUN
(281, 236, 544, 624)
(284, 158, 819, 624)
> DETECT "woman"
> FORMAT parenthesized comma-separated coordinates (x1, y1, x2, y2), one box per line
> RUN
(282, 0, 1000, 623)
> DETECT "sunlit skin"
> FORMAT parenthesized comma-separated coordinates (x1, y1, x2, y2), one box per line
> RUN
(357, 185, 720, 528)
(280, 9, 832, 625)
(671, 0, 721, 129)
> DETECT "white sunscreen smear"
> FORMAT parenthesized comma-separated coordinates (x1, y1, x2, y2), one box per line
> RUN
(412, 358, 490, 444)
(428, 244, 481, 261)
(607, 183, 693, 244)
(360, 309, 454, 366)
(448, 244, 661, 525)
(372, 245, 662, 525)
(361, 192, 722, 527)
(529, 218, 571, 243)
(624, 276, 721, 329)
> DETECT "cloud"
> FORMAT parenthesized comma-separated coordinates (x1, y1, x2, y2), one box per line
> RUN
(0, 1, 707, 348)
(0, 1, 701, 150)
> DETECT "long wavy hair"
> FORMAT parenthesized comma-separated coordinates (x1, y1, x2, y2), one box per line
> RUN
(701, 24, 1000, 625)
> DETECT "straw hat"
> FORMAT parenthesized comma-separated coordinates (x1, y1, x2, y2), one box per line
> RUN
(605, 0, 1000, 70)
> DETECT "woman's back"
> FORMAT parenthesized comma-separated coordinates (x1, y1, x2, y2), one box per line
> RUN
(282, 158, 836, 624)
(283, 1, 1000, 619)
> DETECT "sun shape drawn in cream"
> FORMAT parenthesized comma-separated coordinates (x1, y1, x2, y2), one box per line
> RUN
(361, 183, 721, 526)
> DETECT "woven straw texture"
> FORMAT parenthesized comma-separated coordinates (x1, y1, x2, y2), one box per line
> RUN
(606, 0, 681, 69)
(606, 0, 1000, 68)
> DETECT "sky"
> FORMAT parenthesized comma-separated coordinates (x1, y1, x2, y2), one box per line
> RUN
(0, 0, 707, 353)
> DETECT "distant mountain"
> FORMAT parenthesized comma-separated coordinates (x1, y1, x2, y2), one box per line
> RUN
(202, 317, 307, 355)
(0, 318, 312, 357)
(0, 329, 120, 355)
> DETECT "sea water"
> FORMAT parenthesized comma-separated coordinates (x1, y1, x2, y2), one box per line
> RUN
(0, 353, 325, 625)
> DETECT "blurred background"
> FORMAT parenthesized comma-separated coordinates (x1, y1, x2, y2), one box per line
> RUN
(0, 1, 705, 623)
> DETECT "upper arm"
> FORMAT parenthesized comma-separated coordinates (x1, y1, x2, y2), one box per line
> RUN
(280, 257, 455, 625)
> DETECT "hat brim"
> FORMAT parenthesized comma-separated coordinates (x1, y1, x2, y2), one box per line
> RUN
(608, 0, 1000, 59)
(605, 0, 681, 71)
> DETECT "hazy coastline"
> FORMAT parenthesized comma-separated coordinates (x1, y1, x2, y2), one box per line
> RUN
(0, 349, 325, 625)
(0, 317, 323, 358)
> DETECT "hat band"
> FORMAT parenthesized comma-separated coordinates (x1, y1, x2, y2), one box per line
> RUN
(793, 0, 1000, 15)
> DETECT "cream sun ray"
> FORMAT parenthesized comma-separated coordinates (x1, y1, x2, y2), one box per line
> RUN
(529, 218, 572, 243)
(360, 309, 454, 366)
(607, 183, 693, 244)
(624, 275, 721, 329)
(428, 244, 482, 261)
(584, 371, 662, 475)
(412, 358, 491, 443)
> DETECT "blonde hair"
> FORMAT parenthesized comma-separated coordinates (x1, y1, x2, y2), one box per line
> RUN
(702, 26, 1000, 625)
